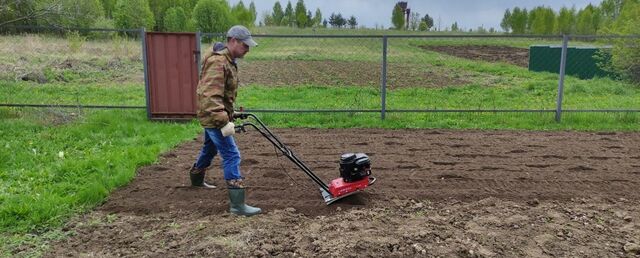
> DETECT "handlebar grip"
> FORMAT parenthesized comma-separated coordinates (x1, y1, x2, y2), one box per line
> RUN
(232, 112, 249, 119)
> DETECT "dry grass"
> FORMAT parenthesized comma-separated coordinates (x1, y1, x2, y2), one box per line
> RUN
(0, 34, 142, 83)
(0, 34, 140, 60)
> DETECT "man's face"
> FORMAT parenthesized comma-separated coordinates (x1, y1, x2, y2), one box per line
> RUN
(228, 38, 250, 59)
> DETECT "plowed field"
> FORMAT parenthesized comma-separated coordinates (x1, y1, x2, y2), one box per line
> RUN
(47, 129, 640, 257)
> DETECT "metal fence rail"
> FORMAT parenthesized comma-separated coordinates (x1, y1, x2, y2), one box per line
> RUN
(1, 25, 639, 122)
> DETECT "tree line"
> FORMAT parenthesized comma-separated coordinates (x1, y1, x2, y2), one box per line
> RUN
(261, 0, 359, 29)
(500, 0, 638, 35)
(0, 0, 365, 31)
(0, 0, 257, 33)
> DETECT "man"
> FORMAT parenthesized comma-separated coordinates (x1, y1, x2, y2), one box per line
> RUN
(189, 25, 260, 217)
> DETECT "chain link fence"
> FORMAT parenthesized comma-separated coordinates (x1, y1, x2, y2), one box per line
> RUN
(0, 26, 145, 110)
(201, 33, 384, 115)
(1, 26, 639, 122)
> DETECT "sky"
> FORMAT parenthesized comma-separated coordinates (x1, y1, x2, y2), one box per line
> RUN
(228, 0, 602, 31)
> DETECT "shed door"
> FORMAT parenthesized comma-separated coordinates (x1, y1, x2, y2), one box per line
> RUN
(145, 32, 199, 120)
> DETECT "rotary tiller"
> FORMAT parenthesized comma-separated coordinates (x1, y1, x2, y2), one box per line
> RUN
(233, 113, 376, 205)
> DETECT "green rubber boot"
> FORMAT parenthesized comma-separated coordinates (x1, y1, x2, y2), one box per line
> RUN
(189, 165, 216, 189)
(228, 188, 261, 216)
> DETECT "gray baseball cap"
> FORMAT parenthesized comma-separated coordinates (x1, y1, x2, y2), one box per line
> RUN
(226, 25, 257, 47)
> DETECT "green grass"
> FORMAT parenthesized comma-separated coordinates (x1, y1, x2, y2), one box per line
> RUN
(2, 78, 638, 130)
(0, 81, 145, 106)
(235, 84, 639, 130)
(388, 77, 640, 110)
(0, 108, 201, 256)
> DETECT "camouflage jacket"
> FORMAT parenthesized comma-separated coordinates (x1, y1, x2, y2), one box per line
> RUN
(196, 48, 239, 128)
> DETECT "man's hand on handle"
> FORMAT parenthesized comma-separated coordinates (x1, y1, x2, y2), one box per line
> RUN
(221, 122, 235, 137)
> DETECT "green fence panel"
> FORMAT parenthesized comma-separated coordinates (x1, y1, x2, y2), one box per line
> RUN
(529, 45, 612, 79)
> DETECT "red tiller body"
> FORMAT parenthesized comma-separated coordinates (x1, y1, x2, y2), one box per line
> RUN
(329, 177, 370, 198)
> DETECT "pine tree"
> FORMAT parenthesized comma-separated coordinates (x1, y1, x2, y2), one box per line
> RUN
(283, 1, 294, 26)
(249, 1, 257, 25)
(421, 14, 433, 31)
(294, 0, 308, 28)
(328, 12, 337, 28)
(500, 9, 512, 32)
(313, 8, 322, 27)
(307, 11, 312, 27)
(337, 13, 346, 28)
(329, 12, 346, 28)
(272, 1, 284, 26)
(348, 15, 357, 29)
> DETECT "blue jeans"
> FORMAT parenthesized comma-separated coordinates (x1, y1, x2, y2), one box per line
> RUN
(194, 128, 242, 180)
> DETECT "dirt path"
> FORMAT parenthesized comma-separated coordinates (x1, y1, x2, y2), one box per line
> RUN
(420, 45, 530, 68)
(46, 129, 640, 257)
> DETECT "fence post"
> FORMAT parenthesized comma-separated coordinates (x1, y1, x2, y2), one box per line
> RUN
(381, 36, 388, 120)
(555, 34, 569, 122)
(141, 27, 151, 120)
(195, 31, 202, 77)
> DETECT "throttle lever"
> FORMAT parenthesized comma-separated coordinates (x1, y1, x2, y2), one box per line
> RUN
(234, 124, 247, 133)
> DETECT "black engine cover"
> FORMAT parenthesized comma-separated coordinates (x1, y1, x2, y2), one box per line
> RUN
(339, 153, 371, 182)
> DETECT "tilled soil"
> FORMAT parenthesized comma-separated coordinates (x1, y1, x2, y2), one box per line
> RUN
(420, 45, 530, 68)
(46, 129, 640, 257)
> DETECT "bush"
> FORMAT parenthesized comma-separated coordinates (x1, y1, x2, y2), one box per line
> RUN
(66, 31, 86, 53)
(192, 0, 235, 33)
(164, 7, 188, 32)
(113, 0, 155, 30)
(600, 1, 640, 84)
